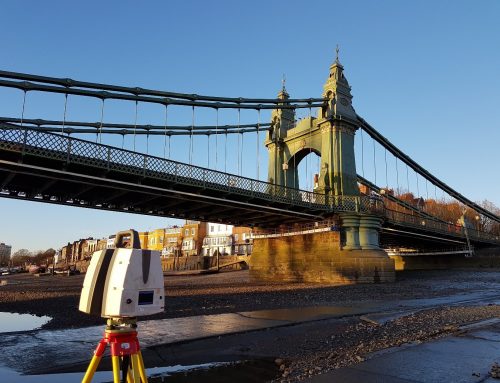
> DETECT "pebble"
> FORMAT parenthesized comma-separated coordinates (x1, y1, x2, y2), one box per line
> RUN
(491, 362, 500, 378)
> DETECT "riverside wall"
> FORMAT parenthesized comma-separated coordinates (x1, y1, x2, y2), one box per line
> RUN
(249, 231, 395, 284)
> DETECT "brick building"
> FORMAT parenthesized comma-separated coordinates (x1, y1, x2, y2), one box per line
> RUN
(181, 221, 207, 256)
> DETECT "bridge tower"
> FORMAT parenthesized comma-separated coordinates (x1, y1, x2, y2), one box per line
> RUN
(265, 53, 359, 195)
(251, 55, 395, 284)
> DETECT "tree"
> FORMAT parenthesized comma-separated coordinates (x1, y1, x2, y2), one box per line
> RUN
(477, 200, 500, 235)
(10, 249, 33, 266)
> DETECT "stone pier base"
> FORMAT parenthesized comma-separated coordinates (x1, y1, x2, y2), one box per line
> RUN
(249, 231, 395, 284)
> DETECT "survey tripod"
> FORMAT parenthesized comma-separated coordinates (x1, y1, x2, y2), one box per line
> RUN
(82, 317, 148, 383)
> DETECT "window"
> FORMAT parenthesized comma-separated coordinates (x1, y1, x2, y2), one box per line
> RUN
(242, 233, 246, 241)
(191, 228, 195, 236)
(185, 229, 189, 236)
(234, 234, 239, 241)
(210, 226, 214, 233)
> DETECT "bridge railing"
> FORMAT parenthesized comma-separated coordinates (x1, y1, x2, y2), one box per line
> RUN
(384, 209, 499, 243)
(1, 126, 373, 214)
(0, 127, 459, 224)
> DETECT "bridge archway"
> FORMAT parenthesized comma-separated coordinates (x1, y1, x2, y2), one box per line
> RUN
(284, 146, 321, 190)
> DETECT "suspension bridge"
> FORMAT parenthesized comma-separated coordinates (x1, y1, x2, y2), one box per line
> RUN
(0, 55, 498, 282)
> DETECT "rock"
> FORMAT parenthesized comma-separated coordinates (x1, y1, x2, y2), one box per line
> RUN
(355, 355, 364, 362)
(490, 362, 500, 378)
(275, 358, 284, 366)
(279, 364, 286, 371)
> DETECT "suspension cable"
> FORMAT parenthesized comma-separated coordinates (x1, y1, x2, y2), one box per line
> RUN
(237, 108, 241, 175)
(20, 90, 27, 127)
(372, 138, 377, 185)
(215, 108, 219, 170)
(189, 106, 194, 165)
(0, 70, 326, 106)
(360, 127, 365, 178)
(61, 93, 68, 135)
(240, 132, 244, 176)
(98, 98, 105, 144)
(416, 170, 420, 197)
(395, 157, 400, 193)
(224, 128, 228, 173)
(1, 116, 269, 134)
(168, 134, 171, 158)
(133, 100, 138, 152)
(207, 133, 210, 168)
(163, 105, 168, 158)
(384, 148, 388, 188)
(406, 164, 410, 194)
(256, 108, 260, 180)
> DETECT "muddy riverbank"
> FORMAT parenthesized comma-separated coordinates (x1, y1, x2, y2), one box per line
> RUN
(1, 269, 500, 330)
(2, 269, 500, 382)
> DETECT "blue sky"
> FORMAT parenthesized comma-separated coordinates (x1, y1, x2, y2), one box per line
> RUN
(1, 0, 499, 253)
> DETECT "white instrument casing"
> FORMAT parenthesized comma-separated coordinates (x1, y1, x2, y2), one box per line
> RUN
(79, 231, 164, 318)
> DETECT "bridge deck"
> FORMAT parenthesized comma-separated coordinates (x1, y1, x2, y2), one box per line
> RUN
(0, 127, 374, 227)
(0, 127, 498, 247)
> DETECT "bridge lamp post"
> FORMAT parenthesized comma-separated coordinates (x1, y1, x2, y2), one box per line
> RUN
(461, 210, 473, 257)
(282, 163, 289, 189)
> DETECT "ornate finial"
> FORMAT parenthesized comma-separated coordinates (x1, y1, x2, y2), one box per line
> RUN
(282, 73, 286, 92)
(335, 44, 340, 63)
